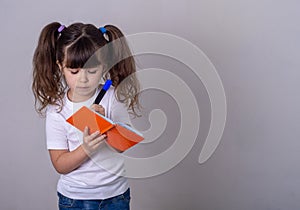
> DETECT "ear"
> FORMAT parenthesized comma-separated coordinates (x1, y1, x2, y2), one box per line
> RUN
(56, 60, 63, 71)
(101, 64, 109, 75)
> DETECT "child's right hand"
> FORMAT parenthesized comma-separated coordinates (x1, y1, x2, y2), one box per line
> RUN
(82, 126, 106, 156)
(90, 104, 105, 116)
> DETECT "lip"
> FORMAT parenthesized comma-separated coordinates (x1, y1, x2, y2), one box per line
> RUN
(76, 87, 89, 89)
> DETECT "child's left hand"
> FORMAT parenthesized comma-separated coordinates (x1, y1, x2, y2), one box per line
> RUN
(90, 104, 105, 116)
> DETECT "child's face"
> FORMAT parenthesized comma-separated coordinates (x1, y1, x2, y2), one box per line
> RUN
(61, 65, 103, 102)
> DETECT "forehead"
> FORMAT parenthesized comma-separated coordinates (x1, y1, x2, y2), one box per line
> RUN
(63, 65, 103, 70)
(62, 40, 106, 69)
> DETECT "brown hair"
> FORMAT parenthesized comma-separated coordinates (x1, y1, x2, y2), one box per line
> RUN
(32, 22, 140, 116)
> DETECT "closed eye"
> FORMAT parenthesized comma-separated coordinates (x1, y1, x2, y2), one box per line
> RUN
(66, 67, 80, 74)
(70, 70, 79, 74)
(88, 70, 97, 74)
(87, 68, 99, 74)
(66, 67, 99, 74)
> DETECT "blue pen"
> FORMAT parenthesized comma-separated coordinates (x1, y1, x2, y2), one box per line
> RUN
(94, 80, 112, 104)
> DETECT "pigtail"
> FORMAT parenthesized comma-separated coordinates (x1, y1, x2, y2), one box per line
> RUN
(104, 25, 141, 116)
(32, 22, 65, 116)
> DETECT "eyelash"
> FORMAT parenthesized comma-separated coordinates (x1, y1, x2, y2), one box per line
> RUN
(70, 70, 97, 74)
(88, 70, 97, 74)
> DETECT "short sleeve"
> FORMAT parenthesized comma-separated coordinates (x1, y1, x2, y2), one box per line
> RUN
(45, 109, 68, 150)
(110, 95, 131, 125)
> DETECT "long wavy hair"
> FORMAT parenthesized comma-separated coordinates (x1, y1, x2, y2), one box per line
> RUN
(32, 22, 140, 116)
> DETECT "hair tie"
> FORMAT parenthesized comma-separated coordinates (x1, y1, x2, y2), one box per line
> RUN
(99, 27, 107, 34)
(99, 27, 109, 41)
(58, 25, 65, 33)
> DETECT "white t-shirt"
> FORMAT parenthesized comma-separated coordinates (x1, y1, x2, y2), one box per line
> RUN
(46, 87, 130, 200)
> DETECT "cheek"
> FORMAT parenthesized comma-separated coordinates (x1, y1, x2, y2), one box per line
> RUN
(63, 74, 77, 88)
(89, 72, 102, 84)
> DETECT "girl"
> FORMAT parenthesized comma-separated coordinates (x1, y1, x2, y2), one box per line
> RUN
(32, 22, 140, 210)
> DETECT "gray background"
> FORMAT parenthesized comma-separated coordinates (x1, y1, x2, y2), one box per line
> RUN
(1, 0, 299, 209)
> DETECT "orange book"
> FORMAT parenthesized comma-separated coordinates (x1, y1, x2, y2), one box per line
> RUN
(66, 106, 144, 152)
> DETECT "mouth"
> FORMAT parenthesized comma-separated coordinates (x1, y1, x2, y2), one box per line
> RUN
(76, 87, 89, 89)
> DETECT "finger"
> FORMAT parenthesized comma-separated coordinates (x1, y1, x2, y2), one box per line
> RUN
(93, 134, 107, 143)
(90, 104, 97, 110)
(90, 137, 106, 150)
(91, 104, 103, 110)
(85, 130, 100, 143)
(91, 142, 102, 151)
(89, 130, 100, 141)
(96, 107, 105, 114)
(83, 126, 89, 137)
(91, 104, 105, 113)
(90, 134, 107, 146)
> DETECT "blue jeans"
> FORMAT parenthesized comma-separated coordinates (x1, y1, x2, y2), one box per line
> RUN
(57, 188, 130, 210)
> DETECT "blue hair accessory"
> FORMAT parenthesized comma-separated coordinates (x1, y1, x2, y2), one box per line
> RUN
(99, 27, 107, 34)
(99, 27, 109, 41)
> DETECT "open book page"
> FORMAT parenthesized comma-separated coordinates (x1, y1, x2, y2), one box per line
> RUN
(115, 122, 143, 137)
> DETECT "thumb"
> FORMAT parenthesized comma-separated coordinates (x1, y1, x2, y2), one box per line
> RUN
(83, 126, 89, 137)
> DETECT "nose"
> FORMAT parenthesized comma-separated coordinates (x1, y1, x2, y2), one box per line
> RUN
(78, 69, 88, 83)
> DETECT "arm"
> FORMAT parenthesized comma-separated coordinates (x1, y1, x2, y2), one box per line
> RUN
(49, 147, 88, 174)
(46, 106, 107, 175)
(49, 128, 106, 174)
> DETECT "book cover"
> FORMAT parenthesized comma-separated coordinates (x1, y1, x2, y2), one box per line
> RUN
(66, 106, 144, 152)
